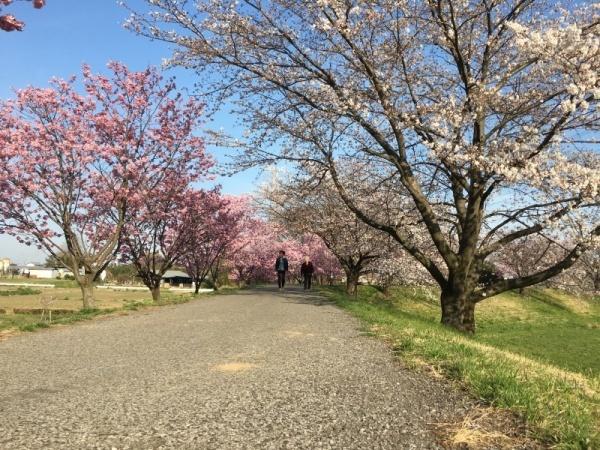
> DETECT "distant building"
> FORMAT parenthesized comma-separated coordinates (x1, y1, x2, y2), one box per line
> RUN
(162, 270, 192, 286)
(7, 264, 28, 276)
(23, 265, 79, 279)
(0, 258, 11, 274)
(26, 266, 59, 279)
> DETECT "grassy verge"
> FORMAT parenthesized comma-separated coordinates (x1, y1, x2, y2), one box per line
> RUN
(0, 277, 80, 288)
(0, 289, 227, 334)
(0, 287, 42, 296)
(320, 285, 599, 449)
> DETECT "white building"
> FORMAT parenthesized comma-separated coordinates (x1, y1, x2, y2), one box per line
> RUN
(26, 266, 59, 279)
(0, 258, 11, 274)
(23, 266, 77, 279)
(19, 262, 105, 280)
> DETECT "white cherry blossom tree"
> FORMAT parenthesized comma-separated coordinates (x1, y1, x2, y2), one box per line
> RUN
(259, 170, 393, 294)
(127, 0, 600, 332)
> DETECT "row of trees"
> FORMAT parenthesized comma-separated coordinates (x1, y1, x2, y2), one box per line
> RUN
(258, 170, 430, 295)
(107, 220, 344, 289)
(0, 63, 345, 304)
(127, 0, 600, 333)
(0, 63, 254, 306)
(260, 169, 600, 297)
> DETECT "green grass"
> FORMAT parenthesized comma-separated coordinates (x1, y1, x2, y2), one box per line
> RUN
(0, 287, 42, 296)
(0, 307, 115, 332)
(320, 285, 599, 449)
(475, 289, 600, 377)
(0, 277, 82, 288)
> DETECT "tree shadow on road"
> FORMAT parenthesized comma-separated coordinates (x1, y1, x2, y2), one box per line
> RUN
(232, 285, 336, 306)
(280, 286, 336, 306)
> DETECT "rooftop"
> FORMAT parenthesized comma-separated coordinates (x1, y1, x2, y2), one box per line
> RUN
(162, 270, 191, 278)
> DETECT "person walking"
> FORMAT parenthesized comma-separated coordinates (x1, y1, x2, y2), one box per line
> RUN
(300, 256, 314, 290)
(274, 250, 289, 290)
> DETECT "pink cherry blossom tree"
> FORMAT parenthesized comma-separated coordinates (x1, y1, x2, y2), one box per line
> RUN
(224, 215, 305, 287)
(120, 187, 217, 303)
(0, 62, 206, 308)
(128, 0, 600, 332)
(227, 218, 281, 286)
(178, 194, 250, 294)
(296, 234, 343, 286)
(259, 171, 387, 295)
(0, 0, 44, 32)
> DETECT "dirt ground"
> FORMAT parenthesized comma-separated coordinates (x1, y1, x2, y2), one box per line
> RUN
(0, 285, 153, 311)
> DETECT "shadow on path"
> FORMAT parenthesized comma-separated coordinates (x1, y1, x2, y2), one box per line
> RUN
(280, 285, 336, 306)
(236, 284, 335, 306)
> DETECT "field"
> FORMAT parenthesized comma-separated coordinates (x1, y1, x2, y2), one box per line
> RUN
(320, 285, 600, 449)
(0, 278, 204, 333)
(0, 285, 150, 310)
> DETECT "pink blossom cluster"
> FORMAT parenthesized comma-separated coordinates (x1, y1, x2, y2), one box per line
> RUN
(225, 214, 341, 286)
(0, 0, 44, 32)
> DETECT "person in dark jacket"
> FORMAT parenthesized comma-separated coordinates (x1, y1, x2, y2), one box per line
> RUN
(300, 256, 315, 290)
(274, 250, 289, 289)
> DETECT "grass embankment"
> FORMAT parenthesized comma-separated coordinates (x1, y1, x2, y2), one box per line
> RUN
(320, 285, 599, 449)
(0, 282, 236, 334)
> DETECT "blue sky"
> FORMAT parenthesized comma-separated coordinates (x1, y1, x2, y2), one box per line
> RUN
(0, 0, 262, 263)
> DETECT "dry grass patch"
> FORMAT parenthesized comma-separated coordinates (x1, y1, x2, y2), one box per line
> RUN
(435, 406, 543, 449)
(0, 285, 210, 335)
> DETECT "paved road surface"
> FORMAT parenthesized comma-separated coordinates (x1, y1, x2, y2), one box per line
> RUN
(0, 287, 471, 449)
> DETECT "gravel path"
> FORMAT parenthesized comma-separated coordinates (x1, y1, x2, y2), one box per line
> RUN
(0, 286, 472, 449)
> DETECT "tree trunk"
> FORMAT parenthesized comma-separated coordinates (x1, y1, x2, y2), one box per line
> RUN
(345, 269, 360, 296)
(440, 290, 476, 334)
(79, 277, 95, 309)
(210, 263, 221, 290)
(151, 285, 161, 303)
(208, 273, 219, 291)
(382, 282, 391, 297)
